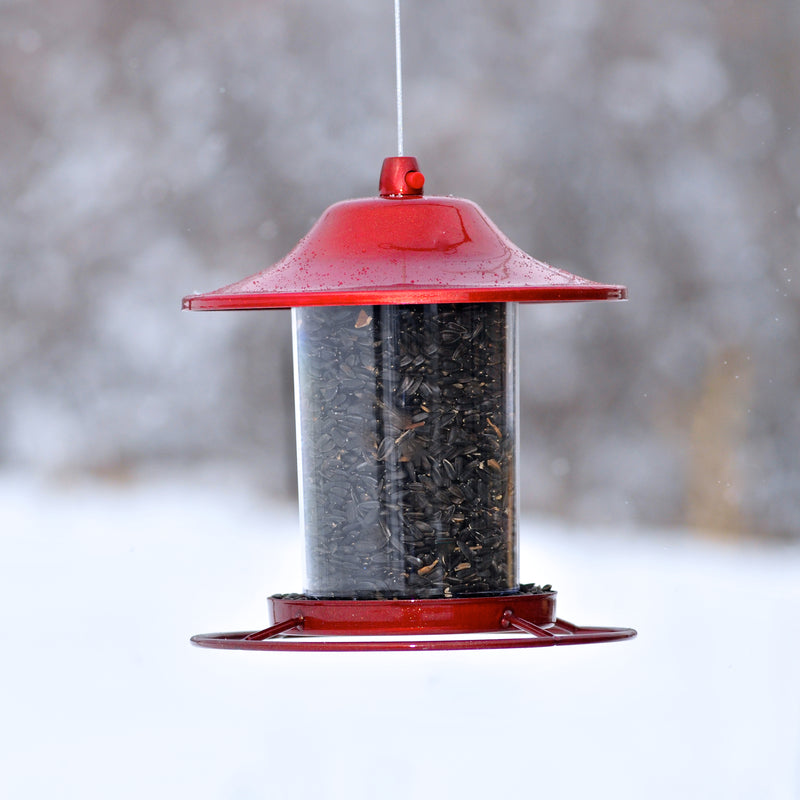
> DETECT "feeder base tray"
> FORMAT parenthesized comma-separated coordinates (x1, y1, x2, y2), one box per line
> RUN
(191, 591, 636, 652)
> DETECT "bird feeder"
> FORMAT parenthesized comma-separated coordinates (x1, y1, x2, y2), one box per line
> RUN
(183, 156, 636, 651)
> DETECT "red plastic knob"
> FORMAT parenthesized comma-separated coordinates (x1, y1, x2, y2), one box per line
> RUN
(405, 170, 425, 190)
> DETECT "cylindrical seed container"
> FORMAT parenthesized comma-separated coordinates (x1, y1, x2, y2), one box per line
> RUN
(294, 302, 518, 599)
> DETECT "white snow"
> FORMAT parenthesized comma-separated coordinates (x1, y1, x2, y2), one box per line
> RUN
(1, 469, 798, 800)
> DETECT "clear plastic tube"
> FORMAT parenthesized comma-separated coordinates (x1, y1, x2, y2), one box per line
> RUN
(293, 302, 518, 599)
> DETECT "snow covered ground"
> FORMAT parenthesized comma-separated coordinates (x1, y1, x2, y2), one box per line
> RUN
(1, 468, 798, 800)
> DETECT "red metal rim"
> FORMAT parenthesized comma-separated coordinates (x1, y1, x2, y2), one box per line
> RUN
(189, 620, 637, 652)
(190, 593, 636, 651)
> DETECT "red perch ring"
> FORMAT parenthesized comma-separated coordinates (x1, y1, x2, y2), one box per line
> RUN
(191, 592, 637, 652)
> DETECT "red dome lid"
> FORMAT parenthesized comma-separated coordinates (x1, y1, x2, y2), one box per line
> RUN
(183, 157, 626, 311)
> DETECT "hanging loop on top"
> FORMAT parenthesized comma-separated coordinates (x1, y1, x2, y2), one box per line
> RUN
(379, 156, 425, 197)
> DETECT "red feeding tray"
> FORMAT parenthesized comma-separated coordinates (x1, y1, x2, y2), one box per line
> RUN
(191, 592, 635, 652)
(185, 157, 636, 652)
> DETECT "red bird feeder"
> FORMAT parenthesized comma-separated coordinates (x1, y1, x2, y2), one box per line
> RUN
(184, 156, 636, 651)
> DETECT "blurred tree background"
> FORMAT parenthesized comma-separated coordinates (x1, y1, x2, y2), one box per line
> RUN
(1, 0, 798, 539)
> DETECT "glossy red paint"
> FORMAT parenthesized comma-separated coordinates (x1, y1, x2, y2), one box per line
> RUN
(182, 157, 626, 311)
(267, 591, 557, 636)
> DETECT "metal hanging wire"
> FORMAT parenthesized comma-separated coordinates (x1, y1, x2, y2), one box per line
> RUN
(394, 0, 404, 156)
